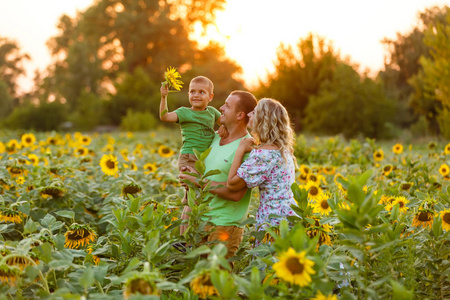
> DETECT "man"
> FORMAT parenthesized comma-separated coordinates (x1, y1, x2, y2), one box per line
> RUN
(179, 90, 257, 259)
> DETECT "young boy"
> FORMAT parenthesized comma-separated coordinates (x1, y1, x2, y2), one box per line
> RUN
(160, 75, 223, 235)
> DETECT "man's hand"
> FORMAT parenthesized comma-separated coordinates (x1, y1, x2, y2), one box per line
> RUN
(179, 166, 200, 188)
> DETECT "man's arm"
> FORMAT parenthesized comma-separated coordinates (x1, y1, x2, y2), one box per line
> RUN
(160, 84, 178, 122)
(179, 170, 248, 202)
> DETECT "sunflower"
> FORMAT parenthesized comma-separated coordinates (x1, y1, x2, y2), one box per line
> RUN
(311, 291, 338, 300)
(46, 136, 59, 146)
(299, 164, 311, 175)
(21, 133, 36, 147)
(400, 182, 413, 191)
(322, 166, 336, 175)
(120, 149, 129, 161)
(428, 142, 436, 150)
(445, 143, 450, 155)
(7, 166, 27, 178)
(439, 164, 449, 177)
(0, 209, 26, 224)
(78, 135, 92, 146)
(307, 173, 325, 185)
(0, 142, 5, 154)
(382, 164, 393, 176)
(298, 173, 308, 184)
(6, 139, 20, 154)
(158, 145, 174, 158)
(440, 209, 450, 231)
(64, 223, 97, 249)
(102, 144, 114, 153)
(306, 218, 332, 247)
(334, 173, 346, 191)
(273, 248, 316, 286)
(190, 271, 218, 299)
(74, 146, 88, 156)
(313, 194, 332, 216)
(0, 265, 20, 287)
(122, 183, 142, 196)
(392, 196, 409, 213)
(16, 176, 25, 185)
(40, 185, 65, 198)
(5, 255, 35, 270)
(100, 154, 119, 176)
(392, 143, 403, 154)
(412, 210, 435, 229)
(123, 275, 160, 299)
(163, 66, 183, 91)
(124, 162, 138, 171)
(304, 181, 323, 203)
(143, 163, 157, 174)
(373, 149, 384, 162)
(27, 154, 39, 166)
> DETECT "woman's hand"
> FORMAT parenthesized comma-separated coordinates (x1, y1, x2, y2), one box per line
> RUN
(238, 137, 255, 153)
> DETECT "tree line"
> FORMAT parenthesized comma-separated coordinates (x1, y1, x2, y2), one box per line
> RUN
(0, 1, 449, 139)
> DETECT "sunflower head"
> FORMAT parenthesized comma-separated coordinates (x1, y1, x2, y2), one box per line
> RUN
(100, 154, 119, 176)
(123, 272, 160, 299)
(190, 271, 218, 299)
(21, 133, 36, 147)
(412, 209, 435, 229)
(445, 143, 450, 155)
(64, 223, 97, 249)
(382, 164, 393, 176)
(373, 149, 384, 162)
(7, 166, 27, 178)
(439, 209, 450, 231)
(40, 183, 66, 198)
(0, 209, 27, 224)
(439, 164, 450, 177)
(157, 145, 174, 158)
(313, 194, 332, 216)
(163, 66, 183, 91)
(143, 163, 157, 174)
(273, 248, 316, 286)
(122, 182, 142, 196)
(0, 264, 21, 287)
(392, 143, 403, 154)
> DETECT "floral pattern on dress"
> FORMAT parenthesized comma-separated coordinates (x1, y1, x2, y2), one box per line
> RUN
(237, 149, 297, 235)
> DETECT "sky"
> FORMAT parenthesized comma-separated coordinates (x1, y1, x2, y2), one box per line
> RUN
(1, 0, 449, 93)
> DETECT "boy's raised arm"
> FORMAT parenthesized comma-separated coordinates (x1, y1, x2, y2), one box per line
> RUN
(160, 84, 178, 122)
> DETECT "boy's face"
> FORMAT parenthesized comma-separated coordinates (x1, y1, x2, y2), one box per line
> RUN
(188, 81, 213, 111)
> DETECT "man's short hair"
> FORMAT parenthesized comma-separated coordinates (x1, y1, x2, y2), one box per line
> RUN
(230, 90, 257, 123)
(190, 76, 214, 94)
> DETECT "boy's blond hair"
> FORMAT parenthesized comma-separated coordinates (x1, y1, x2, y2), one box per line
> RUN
(190, 76, 214, 94)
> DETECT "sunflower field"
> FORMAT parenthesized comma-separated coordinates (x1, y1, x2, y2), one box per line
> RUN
(0, 130, 449, 300)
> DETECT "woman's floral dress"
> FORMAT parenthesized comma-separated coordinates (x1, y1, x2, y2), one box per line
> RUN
(237, 149, 297, 234)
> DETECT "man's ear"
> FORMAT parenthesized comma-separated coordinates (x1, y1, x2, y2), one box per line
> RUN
(236, 111, 246, 120)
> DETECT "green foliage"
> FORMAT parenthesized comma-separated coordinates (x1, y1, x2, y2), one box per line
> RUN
(0, 80, 13, 120)
(0, 36, 29, 99)
(304, 63, 396, 139)
(105, 67, 159, 125)
(120, 110, 157, 132)
(256, 33, 339, 131)
(3, 101, 68, 131)
(69, 90, 104, 131)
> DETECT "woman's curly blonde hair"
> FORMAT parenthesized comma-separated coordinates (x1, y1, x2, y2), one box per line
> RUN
(251, 98, 295, 161)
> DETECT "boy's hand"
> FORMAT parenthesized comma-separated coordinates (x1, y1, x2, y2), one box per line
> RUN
(160, 84, 169, 97)
(217, 125, 229, 139)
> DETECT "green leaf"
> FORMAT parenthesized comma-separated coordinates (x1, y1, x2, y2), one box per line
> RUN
(195, 160, 205, 175)
(121, 257, 141, 275)
(185, 245, 211, 258)
(390, 280, 414, 300)
(200, 147, 212, 161)
(432, 215, 442, 239)
(55, 210, 75, 219)
(79, 266, 95, 290)
(23, 219, 37, 235)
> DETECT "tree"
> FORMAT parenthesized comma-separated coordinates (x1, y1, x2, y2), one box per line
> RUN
(304, 63, 395, 139)
(379, 5, 449, 130)
(255, 33, 339, 131)
(43, 0, 230, 110)
(410, 7, 450, 138)
(0, 37, 29, 104)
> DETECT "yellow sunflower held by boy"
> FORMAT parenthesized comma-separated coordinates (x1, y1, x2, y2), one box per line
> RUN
(162, 66, 183, 91)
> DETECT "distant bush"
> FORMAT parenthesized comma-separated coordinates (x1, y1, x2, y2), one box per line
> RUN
(2, 101, 68, 131)
(120, 110, 157, 131)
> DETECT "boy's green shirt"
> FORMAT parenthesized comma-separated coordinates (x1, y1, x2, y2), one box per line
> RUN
(175, 106, 221, 155)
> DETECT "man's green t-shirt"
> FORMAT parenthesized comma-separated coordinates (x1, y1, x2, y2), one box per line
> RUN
(202, 133, 252, 227)
(174, 106, 221, 155)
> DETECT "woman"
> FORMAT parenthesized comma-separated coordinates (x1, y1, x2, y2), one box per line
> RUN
(227, 98, 297, 244)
